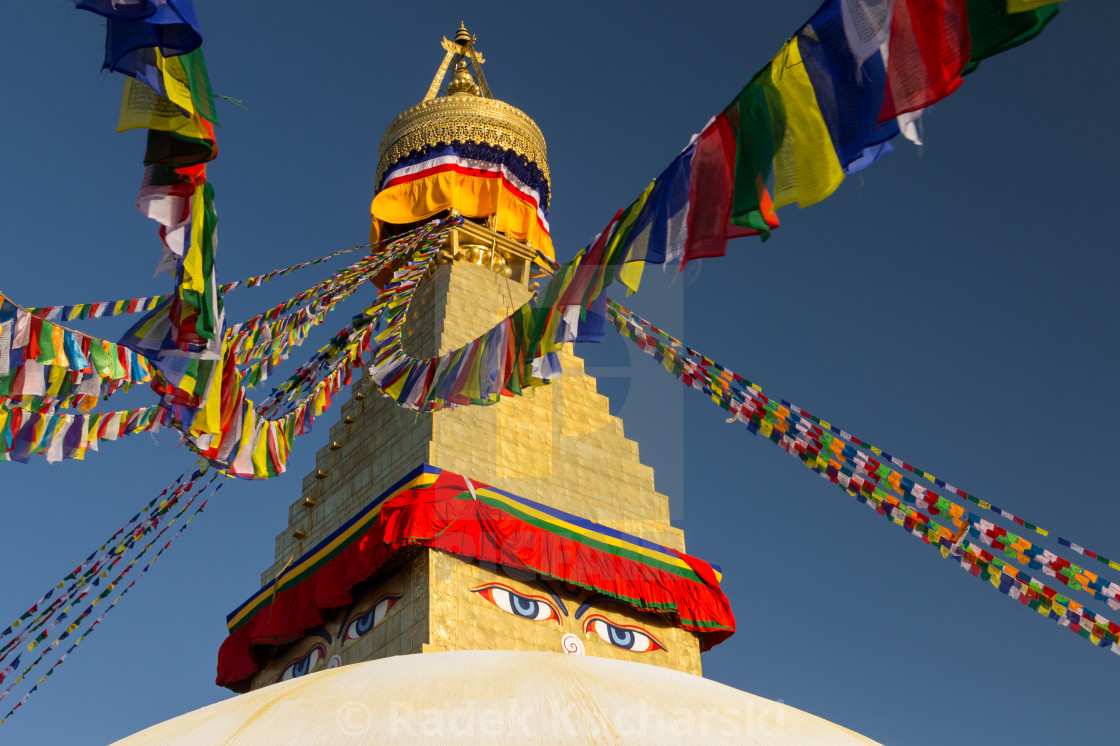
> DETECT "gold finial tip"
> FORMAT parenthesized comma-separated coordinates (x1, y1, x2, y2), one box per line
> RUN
(455, 22, 471, 46)
(446, 59, 479, 96)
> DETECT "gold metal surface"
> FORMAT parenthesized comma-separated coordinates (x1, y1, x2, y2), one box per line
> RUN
(426, 551, 702, 675)
(445, 60, 480, 96)
(376, 95, 549, 193)
(434, 221, 551, 283)
(377, 24, 549, 195)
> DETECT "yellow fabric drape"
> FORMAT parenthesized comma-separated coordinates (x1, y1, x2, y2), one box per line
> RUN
(370, 170, 554, 260)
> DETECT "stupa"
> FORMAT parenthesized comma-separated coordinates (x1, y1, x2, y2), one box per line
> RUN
(115, 24, 883, 745)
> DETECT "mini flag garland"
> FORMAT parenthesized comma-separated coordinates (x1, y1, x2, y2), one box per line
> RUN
(25, 244, 369, 322)
(232, 253, 387, 387)
(0, 468, 221, 724)
(607, 298, 1119, 655)
(0, 295, 153, 412)
(0, 470, 196, 666)
(0, 400, 165, 465)
(604, 299, 1120, 586)
(0, 235, 409, 470)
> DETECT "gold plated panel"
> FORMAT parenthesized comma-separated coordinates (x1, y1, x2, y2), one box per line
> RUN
(376, 94, 550, 193)
(426, 551, 702, 676)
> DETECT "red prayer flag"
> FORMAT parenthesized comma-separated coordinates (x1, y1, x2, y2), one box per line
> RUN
(683, 114, 776, 267)
(880, 0, 972, 121)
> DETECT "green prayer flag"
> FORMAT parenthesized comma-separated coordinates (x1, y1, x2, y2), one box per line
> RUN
(963, 0, 1060, 75)
(730, 67, 784, 236)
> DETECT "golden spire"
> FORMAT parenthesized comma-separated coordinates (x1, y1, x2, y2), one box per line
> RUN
(454, 20, 471, 46)
(420, 21, 491, 102)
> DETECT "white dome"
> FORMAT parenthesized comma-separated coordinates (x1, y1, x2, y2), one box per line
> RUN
(115, 651, 883, 745)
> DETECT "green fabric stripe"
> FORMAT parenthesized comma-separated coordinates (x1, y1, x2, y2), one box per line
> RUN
(466, 491, 705, 583)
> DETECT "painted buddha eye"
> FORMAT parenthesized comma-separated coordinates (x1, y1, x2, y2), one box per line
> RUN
(279, 643, 326, 681)
(583, 615, 663, 652)
(471, 583, 560, 622)
(343, 594, 401, 641)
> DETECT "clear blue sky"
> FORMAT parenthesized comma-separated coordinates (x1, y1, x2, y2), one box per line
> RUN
(2, 2, 1117, 743)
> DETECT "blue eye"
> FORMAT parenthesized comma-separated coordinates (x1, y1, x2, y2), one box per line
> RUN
(471, 584, 559, 622)
(510, 593, 541, 618)
(607, 625, 634, 648)
(279, 644, 325, 681)
(344, 594, 401, 642)
(584, 616, 663, 652)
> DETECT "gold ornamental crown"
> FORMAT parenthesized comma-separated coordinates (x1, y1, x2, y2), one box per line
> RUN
(375, 23, 550, 205)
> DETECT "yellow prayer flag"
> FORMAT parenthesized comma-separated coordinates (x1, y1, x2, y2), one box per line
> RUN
(1007, 0, 1066, 12)
(47, 364, 68, 397)
(50, 324, 67, 367)
(182, 184, 209, 296)
(769, 38, 845, 210)
(618, 260, 647, 294)
(191, 343, 230, 437)
(117, 48, 197, 133)
(616, 181, 656, 294)
(251, 422, 271, 479)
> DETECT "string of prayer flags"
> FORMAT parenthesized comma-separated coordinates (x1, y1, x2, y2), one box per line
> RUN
(574, 0, 1063, 295)
(0, 471, 220, 725)
(621, 307, 1120, 578)
(0, 295, 153, 411)
(76, 0, 224, 362)
(0, 471, 213, 691)
(133, 222, 441, 472)
(0, 401, 165, 465)
(135, 225, 440, 479)
(606, 298, 1119, 655)
(4, 2, 1068, 479)
(605, 298, 1118, 594)
(259, 221, 455, 416)
(0, 470, 201, 667)
(232, 254, 386, 387)
(26, 244, 369, 322)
